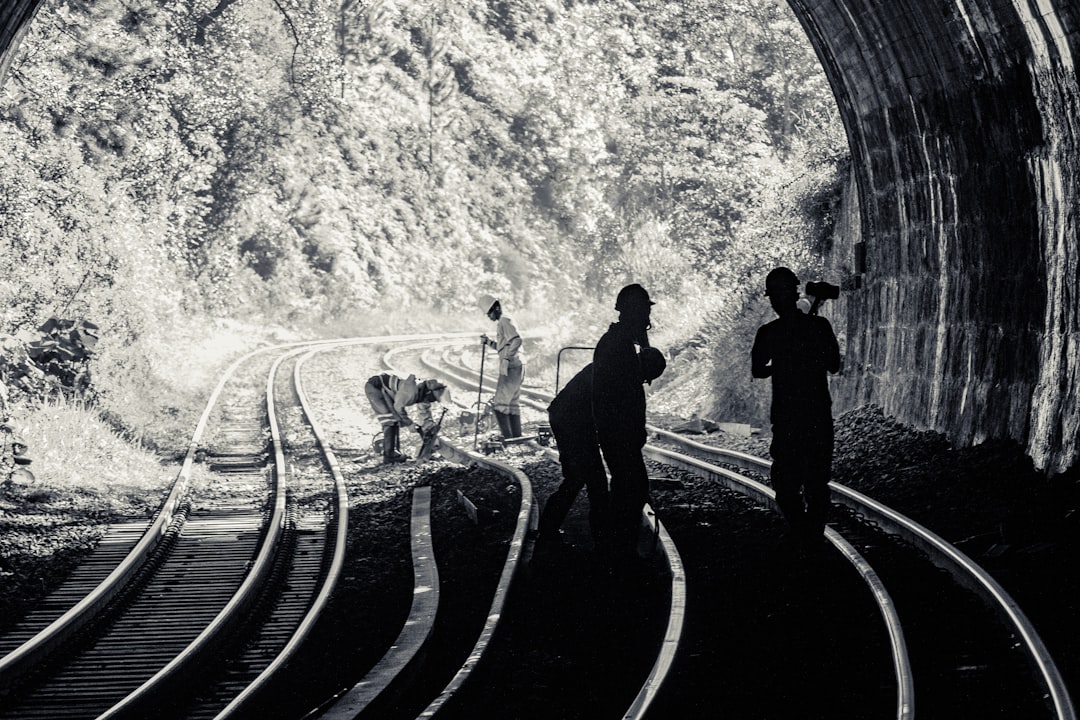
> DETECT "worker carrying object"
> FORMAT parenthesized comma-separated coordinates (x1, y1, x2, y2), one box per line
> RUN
(479, 294, 525, 439)
(538, 346, 666, 546)
(752, 266, 841, 553)
(364, 373, 452, 464)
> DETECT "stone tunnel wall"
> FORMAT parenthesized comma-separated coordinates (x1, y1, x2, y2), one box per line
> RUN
(792, 0, 1080, 474)
(1, 1, 1079, 471)
(0, 1, 44, 86)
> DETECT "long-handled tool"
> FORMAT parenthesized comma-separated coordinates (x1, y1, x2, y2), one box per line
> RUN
(473, 338, 487, 450)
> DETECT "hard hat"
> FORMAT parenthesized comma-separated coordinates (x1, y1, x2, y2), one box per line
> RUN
(425, 379, 450, 403)
(640, 347, 667, 384)
(764, 267, 799, 297)
(478, 294, 499, 314)
(614, 283, 655, 312)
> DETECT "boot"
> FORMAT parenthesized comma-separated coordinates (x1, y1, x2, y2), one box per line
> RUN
(494, 410, 512, 439)
(383, 425, 406, 463)
(508, 413, 522, 438)
(380, 426, 394, 462)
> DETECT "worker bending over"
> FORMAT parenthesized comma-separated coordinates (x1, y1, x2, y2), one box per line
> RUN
(539, 346, 666, 547)
(365, 373, 451, 464)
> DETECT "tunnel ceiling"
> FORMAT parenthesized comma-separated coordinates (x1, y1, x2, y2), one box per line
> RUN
(1, 0, 1079, 473)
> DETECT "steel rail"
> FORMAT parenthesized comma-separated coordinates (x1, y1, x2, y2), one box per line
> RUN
(653, 426, 1076, 720)
(102, 334, 476, 717)
(412, 438, 534, 718)
(313, 486, 439, 719)
(639, 441, 914, 720)
(417, 342, 688, 720)
(831, 475, 1076, 720)
(529, 442, 687, 720)
(0, 333, 476, 708)
(0, 340, 280, 688)
(211, 340, 358, 718)
(436, 347, 910, 720)
(619, 503, 687, 720)
(471, 344, 1066, 720)
(95, 342, 302, 718)
(381, 344, 538, 718)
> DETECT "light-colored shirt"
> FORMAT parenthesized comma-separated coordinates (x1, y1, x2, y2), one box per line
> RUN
(492, 315, 523, 366)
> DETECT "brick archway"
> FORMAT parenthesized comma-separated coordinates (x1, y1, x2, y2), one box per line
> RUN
(789, 0, 1078, 472)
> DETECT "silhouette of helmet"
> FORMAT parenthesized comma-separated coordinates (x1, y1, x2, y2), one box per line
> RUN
(478, 294, 499, 314)
(764, 267, 799, 297)
(615, 283, 655, 312)
(640, 347, 666, 384)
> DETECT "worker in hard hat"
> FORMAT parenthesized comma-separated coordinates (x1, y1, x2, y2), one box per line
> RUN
(364, 372, 452, 464)
(538, 346, 667, 547)
(479, 295, 525, 439)
(591, 283, 658, 566)
(752, 266, 841, 554)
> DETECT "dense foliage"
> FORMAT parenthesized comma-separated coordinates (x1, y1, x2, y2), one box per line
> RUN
(0, 0, 847, 439)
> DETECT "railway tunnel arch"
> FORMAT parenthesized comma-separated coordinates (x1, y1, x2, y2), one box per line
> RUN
(1, 0, 1078, 473)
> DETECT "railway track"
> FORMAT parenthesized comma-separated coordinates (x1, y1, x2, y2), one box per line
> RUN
(0, 334, 472, 720)
(428, 341, 1075, 719)
(425, 343, 905, 718)
(639, 437, 1068, 718)
(383, 342, 691, 719)
(1, 334, 1073, 718)
(285, 341, 676, 720)
(0, 346, 283, 719)
(292, 341, 533, 720)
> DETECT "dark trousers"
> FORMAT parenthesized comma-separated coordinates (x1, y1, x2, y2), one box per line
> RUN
(769, 421, 834, 540)
(540, 422, 608, 539)
(597, 433, 649, 559)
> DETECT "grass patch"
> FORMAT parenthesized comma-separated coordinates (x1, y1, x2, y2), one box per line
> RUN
(13, 397, 174, 509)
(1, 396, 175, 630)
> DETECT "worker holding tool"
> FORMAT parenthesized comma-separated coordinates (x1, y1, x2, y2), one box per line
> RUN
(364, 373, 452, 464)
(752, 267, 841, 553)
(479, 295, 525, 439)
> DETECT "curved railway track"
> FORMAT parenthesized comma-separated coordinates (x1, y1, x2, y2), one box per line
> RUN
(417, 344, 687, 719)
(0, 334, 1073, 719)
(323, 341, 677, 720)
(429, 341, 1074, 719)
(0, 345, 286, 719)
(0, 334, 471, 720)
(428, 343, 907, 718)
(643, 430, 1075, 719)
(287, 340, 535, 720)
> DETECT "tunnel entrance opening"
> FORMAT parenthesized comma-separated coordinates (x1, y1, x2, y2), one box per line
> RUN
(1, 1, 1079, 473)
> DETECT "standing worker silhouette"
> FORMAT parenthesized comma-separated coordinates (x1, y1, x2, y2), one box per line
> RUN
(592, 283, 660, 566)
(538, 347, 666, 547)
(751, 267, 841, 552)
(480, 295, 525, 439)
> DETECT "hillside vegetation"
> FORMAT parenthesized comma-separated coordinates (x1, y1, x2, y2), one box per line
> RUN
(0, 0, 847, 451)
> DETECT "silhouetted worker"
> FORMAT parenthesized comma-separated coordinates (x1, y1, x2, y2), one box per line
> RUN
(365, 373, 451, 463)
(539, 347, 667, 545)
(480, 295, 525, 438)
(751, 267, 841, 550)
(593, 283, 660, 565)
